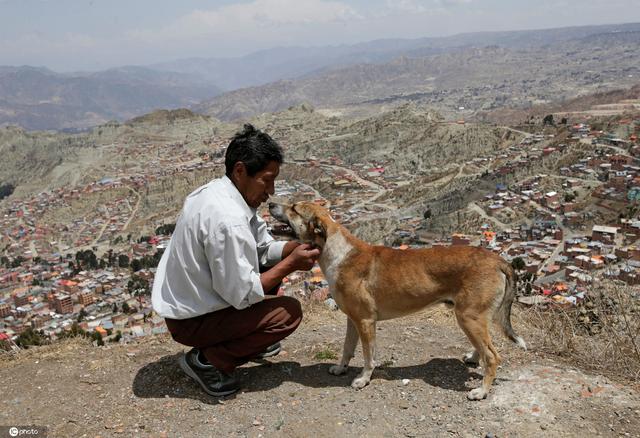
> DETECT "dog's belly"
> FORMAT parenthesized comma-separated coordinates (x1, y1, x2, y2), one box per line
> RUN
(375, 293, 450, 320)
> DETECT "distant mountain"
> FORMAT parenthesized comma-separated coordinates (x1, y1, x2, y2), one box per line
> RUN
(3, 22, 640, 131)
(0, 66, 221, 131)
(194, 25, 640, 121)
(155, 22, 640, 91)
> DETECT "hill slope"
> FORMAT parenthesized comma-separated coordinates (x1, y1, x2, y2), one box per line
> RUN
(0, 66, 221, 131)
(1, 309, 638, 437)
(195, 31, 640, 121)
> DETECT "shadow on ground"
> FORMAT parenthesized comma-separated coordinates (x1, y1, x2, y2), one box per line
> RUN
(132, 353, 483, 404)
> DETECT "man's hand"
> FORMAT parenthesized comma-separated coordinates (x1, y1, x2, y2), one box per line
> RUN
(286, 243, 321, 271)
(260, 243, 321, 292)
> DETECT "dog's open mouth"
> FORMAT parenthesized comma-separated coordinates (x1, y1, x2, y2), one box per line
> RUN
(270, 223, 295, 237)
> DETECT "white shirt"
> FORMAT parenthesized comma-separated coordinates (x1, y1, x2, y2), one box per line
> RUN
(152, 176, 287, 319)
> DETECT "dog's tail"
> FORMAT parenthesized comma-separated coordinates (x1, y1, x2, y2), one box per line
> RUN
(495, 261, 527, 350)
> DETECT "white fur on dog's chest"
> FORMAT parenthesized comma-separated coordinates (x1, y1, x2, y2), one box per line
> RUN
(319, 231, 353, 292)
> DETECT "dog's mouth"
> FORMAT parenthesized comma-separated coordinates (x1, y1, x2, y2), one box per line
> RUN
(270, 223, 296, 237)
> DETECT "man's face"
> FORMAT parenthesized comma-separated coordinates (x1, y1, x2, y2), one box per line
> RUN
(234, 160, 280, 209)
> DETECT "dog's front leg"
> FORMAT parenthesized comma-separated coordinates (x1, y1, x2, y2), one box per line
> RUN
(351, 318, 376, 389)
(329, 317, 359, 376)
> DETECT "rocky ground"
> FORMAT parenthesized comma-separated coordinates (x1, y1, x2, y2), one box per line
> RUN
(1, 307, 639, 438)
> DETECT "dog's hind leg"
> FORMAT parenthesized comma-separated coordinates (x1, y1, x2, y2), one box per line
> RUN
(455, 310, 501, 400)
(350, 318, 376, 389)
(329, 317, 359, 376)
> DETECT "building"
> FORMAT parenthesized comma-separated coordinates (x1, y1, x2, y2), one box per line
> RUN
(451, 234, 471, 246)
(78, 291, 94, 306)
(0, 301, 10, 318)
(591, 225, 618, 244)
(53, 293, 73, 314)
(13, 291, 29, 307)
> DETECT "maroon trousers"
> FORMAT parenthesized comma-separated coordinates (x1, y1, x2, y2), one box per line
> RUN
(165, 295, 302, 374)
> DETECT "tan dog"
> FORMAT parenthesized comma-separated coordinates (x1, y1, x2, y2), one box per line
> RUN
(269, 201, 526, 400)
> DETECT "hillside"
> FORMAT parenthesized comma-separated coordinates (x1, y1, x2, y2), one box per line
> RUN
(271, 104, 517, 176)
(195, 31, 640, 122)
(2, 308, 638, 437)
(157, 22, 640, 91)
(0, 66, 221, 131)
(483, 84, 640, 125)
(0, 109, 232, 197)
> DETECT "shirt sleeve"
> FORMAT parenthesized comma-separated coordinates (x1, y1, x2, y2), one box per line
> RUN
(254, 214, 287, 267)
(204, 222, 264, 310)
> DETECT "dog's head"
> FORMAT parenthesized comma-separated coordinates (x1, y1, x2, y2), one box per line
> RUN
(269, 201, 331, 246)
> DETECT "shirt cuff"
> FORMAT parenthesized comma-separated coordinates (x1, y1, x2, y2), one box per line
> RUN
(243, 271, 265, 308)
(264, 240, 288, 266)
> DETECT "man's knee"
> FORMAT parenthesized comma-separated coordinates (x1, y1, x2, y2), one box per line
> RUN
(275, 296, 303, 326)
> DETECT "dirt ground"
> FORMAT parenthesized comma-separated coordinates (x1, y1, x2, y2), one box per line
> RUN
(1, 307, 639, 438)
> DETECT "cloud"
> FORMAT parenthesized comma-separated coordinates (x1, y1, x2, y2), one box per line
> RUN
(0, 32, 97, 55)
(384, 0, 473, 14)
(128, 0, 362, 44)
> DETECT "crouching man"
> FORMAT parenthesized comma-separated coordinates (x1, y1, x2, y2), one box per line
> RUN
(152, 124, 320, 396)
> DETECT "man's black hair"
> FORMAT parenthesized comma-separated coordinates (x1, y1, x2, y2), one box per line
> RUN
(225, 124, 283, 177)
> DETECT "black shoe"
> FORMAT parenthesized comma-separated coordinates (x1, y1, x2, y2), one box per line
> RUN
(179, 350, 239, 396)
(254, 342, 282, 359)
(186, 347, 214, 369)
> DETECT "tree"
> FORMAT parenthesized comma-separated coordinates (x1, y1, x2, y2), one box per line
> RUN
(127, 274, 150, 296)
(91, 331, 104, 346)
(77, 309, 88, 322)
(155, 223, 176, 235)
(118, 254, 130, 268)
(122, 302, 131, 314)
(11, 256, 25, 268)
(543, 114, 554, 126)
(130, 258, 142, 272)
(59, 321, 88, 339)
(16, 327, 49, 348)
(110, 330, 122, 343)
(0, 183, 15, 200)
(511, 257, 525, 271)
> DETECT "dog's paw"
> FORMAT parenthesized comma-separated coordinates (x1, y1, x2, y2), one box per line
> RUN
(328, 364, 347, 375)
(467, 388, 487, 401)
(463, 351, 479, 365)
(351, 376, 370, 389)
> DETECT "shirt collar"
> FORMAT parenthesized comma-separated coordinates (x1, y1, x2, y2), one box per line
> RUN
(221, 175, 257, 222)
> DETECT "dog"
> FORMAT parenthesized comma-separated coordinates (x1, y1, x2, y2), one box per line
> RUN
(269, 201, 526, 400)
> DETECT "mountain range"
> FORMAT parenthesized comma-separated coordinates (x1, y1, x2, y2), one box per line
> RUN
(1, 22, 639, 131)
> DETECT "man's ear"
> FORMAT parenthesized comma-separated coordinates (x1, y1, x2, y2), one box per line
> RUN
(232, 161, 246, 180)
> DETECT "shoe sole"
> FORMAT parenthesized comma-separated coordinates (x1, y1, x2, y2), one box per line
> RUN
(178, 355, 238, 397)
(255, 344, 282, 359)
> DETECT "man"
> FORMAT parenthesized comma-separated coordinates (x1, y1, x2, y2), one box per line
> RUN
(152, 124, 320, 396)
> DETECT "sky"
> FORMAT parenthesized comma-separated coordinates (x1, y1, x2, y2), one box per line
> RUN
(1, 0, 639, 72)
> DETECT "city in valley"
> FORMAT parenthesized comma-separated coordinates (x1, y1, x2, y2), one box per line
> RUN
(1, 95, 639, 349)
